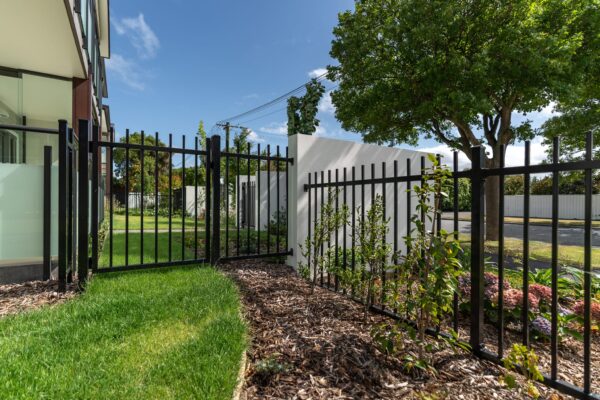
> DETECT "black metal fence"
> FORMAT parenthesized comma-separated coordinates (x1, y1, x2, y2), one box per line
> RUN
(92, 132, 292, 273)
(304, 134, 600, 400)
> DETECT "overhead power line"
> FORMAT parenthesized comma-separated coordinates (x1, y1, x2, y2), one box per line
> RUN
(216, 71, 329, 124)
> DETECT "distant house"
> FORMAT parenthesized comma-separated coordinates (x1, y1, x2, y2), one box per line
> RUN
(0, 0, 112, 282)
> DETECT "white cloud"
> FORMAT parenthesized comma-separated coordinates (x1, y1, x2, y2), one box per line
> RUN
(308, 68, 328, 79)
(417, 137, 549, 171)
(314, 125, 327, 136)
(318, 91, 335, 114)
(105, 54, 145, 90)
(259, 122, 288, 135)
(246, 129, 265, 143)
(113, 14, 159, 59)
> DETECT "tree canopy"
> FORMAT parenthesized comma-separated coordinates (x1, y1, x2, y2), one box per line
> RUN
(329, 0, 599, 159)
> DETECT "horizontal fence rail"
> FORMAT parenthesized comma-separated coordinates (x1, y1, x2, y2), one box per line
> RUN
(304, 134, 599, 400)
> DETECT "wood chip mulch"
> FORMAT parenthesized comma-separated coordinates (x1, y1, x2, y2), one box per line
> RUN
(221, 260, 567, 400)
(0, 280, 78, 317)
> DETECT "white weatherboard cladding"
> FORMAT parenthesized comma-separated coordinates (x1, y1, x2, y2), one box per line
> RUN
(287, 134, 433, 269)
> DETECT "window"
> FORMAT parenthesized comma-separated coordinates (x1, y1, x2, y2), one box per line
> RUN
(0, 130, 20, 163)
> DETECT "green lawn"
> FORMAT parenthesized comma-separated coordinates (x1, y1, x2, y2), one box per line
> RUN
(0, 266, 247, 399)
(458, 234, 600, 269)
(100, 229, 284, 268)
(111, 213, 201, 231)
(99, 232, 196, 268)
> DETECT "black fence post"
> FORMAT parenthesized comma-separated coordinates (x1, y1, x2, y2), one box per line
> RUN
(210, 135, 221, 265)
(470, 146, 485, 354)
(58, 120, 68, 291)
(91, 124, 99, 273)
(78, 119, 90, 285)
(43, 146, 52, 281)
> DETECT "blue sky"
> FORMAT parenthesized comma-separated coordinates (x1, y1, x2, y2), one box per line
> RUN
(106, 0, 555, 168)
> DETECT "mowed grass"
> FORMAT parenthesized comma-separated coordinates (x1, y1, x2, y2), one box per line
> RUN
(111, 213, 201, 231)
(458, 234, 600, 269)
(0, 266, 247, 399)
(99, 232, 196, 268)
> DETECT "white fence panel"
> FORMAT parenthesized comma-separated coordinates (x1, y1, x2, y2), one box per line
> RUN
(504, 195, 600, 220)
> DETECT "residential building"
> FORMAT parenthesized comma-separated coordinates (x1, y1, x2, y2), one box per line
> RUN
(0, 0, 112, 282)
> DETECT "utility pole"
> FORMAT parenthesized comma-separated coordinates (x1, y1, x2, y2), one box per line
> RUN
(216, 122, 244, 149)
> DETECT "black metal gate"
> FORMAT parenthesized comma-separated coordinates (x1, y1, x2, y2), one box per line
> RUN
(89, 130, 292, 275)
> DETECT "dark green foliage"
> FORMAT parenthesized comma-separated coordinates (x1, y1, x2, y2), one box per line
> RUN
(287, 78, 326, 136)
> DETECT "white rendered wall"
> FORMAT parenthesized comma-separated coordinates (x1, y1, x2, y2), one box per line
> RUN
(287, 134, 433, 269)
(236, 172, 286, 230)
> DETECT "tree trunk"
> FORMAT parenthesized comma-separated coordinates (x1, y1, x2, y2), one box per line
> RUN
(485, 175, 500, 241)
(484, 149, 504, 241)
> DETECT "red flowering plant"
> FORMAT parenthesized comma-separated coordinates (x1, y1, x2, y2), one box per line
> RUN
(528, 284, 552, 312)
(573, 300, 600, 329)
(491, 288, 541, 324)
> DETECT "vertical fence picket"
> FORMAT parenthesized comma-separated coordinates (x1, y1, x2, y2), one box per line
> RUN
(327, 169, 332, 288)
(154, 132, 159, 264)
(140, 132, 145, 264)
(256, 144, 260, 255)
(205, 137, 211, 263)
(470, 146, 485, 354)
(125, 129, 130, 267)
(247, 143, 251, 255)
(498, 146, 505, 357)
(211, 135, 221, 265)
(194, 137, 199, 259)
(342, 167, 347, 294)
(551, 137, 559, 380)
(267, 145, 271, 254)
(182, 135, 186, 261)
(453, 151, 460, 333)
(109, 130, 114, 268)
(43, 146, 52, 281)
(583, 132, 592, 395)
(381, 162, 386, 307)
(277, 146, 281, 257)
(523, 141, 531, 347)
(335, 168, 339, 292)
(168, 133, 173, 262)
(321, 170, 325, 286)
(78, 119, 89, 285)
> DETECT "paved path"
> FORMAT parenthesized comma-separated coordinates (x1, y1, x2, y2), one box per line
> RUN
(441, 219, 600, 247)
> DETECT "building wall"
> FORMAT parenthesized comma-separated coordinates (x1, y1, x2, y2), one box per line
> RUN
(287, 134, 433, 269)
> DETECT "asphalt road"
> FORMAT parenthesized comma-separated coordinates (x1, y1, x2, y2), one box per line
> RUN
(441, 219, 600, 247)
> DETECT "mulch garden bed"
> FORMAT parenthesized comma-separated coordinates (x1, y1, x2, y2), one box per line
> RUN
(0, 280, 78, 317)
(221, 260, 568, 399)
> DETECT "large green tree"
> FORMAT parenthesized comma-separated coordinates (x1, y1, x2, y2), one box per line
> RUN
(287, 78, 326, 136)
(113, 132, 170, 193)
(329, 0, 599, 240)
(542, 3, 600, 153)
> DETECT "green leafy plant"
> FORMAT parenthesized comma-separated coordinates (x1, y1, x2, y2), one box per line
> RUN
(254, 354, 291, 385)
(502, 344, 544, 399)
(298, 188, 348, 293)
(336, 195, 391, 319)
(388, 154, 463, 365)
